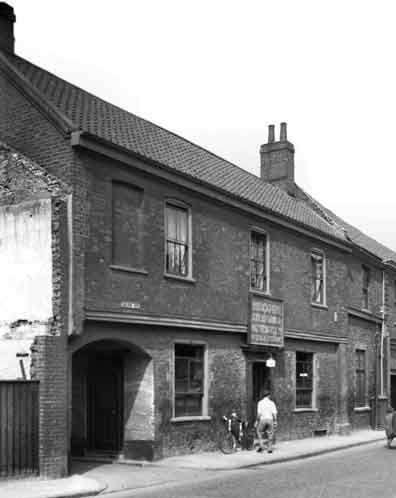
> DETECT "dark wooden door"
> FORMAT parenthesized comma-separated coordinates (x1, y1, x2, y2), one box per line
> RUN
(88, 354, 123, 452)
(250, 362, 269, 421)
(391, 375, 396, 410)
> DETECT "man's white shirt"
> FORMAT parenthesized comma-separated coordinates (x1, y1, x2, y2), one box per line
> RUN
(257, 397, 277, 420)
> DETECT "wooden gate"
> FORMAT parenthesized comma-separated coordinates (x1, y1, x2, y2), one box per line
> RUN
(0, 381, 39, 477)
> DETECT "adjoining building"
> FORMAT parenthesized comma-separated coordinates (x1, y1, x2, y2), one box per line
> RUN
(0, 2, 396, 478)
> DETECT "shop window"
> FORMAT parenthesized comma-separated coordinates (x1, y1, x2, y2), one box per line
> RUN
(296, 351, 313, 408)
(112, 181, 144, 268)
(311, 251, 325, 305)
(174, 344, 205, 417)
(250, 231, 269, 292)
(355, 349, 366, 407)
(165, 202, 191, 277)
(362, 266, 370, 310)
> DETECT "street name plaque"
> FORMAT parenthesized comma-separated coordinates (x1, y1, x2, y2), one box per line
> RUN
(248, 295, 284, 347)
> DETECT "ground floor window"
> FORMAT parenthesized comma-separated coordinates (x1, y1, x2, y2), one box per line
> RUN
(174, 343, 205, 417)
(355, 349, 366, 407)
(296, 351, 314, 408)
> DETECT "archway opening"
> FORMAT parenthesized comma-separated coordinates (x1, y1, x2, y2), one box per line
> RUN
(71, 339, 154, 459)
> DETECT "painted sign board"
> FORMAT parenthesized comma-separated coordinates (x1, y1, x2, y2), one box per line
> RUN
(248, 295, 284, 348)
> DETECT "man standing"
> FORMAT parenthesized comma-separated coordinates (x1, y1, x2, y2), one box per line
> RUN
(256, 390, 277, 453)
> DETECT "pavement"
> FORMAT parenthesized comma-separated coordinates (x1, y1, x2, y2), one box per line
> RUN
(0, 429, 386, 498)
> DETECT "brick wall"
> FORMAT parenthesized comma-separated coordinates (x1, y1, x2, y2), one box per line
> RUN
(71, 322, 247, 459)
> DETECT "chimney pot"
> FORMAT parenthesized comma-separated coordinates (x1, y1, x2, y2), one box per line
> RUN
(268, 124, 275, 143)
(280, 122, 287, 141)
(260, 122, 295, 190)
(0, 2, 16, 54)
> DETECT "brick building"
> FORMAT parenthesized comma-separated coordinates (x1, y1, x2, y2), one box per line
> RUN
(1, 2, 396, 478)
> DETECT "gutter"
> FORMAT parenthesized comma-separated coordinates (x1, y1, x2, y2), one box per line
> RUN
(71, 131, 353, 254)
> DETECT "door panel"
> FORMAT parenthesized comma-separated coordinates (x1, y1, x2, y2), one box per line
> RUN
(88, 354, 123, 452)
(391, 375, 396, 410)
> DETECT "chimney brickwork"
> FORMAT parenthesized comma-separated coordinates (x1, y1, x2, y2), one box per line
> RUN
(0, 2, 15, 54)
(260, 122, 295, 192)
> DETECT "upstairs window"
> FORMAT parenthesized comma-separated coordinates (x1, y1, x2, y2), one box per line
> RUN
(311, 252, 325, 305)
(174, 344, 205, 417)
(165, 202, 190, 277)
(362, 266, 370, 310)
(112, 181, 144, 269)
(296, 351, 314, 408)
(250, 232, 268, 292)
(355, 349, 366, 407)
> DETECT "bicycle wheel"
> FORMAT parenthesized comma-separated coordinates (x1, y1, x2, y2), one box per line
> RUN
(219, 432, 237, 454)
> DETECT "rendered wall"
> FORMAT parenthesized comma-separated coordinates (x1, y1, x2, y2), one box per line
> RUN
(0, 198, 52, 379)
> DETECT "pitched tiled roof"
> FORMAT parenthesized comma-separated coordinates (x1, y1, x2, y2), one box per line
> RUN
(1, 51, 348, 243)
(299, 187, 396, 263)
(4, 51, 395, 262)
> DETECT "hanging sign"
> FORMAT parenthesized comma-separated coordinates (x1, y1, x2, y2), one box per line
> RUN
(248, 295, 284, 348)
(266, 357, 276, 368)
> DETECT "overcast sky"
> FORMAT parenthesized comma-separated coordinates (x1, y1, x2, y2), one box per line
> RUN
(11, 0, 396, 251)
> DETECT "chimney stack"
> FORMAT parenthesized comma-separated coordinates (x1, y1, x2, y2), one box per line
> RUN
(260, 122, 295, 192)
(0, 3, 15, 54)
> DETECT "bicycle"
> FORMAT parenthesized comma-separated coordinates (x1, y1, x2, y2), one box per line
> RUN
(218, 412, 254, 454)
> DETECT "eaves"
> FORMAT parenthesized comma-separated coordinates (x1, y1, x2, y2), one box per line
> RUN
(71, 130, 353, 254)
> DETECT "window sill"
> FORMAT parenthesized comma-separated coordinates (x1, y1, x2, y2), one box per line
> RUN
(110, 265, 148, 276)
(170, 416, 211, 423)
(354, 406, 371, 412)
(249, 289, 271, 297)
(311, 303, 328, 310)
(293, 408, 318, 413)
(164, 273, 196, 284)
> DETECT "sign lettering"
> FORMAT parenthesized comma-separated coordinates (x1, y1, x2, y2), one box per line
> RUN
(249, 295, 284, 347)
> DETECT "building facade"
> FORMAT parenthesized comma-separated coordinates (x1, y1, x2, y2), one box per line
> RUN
(0, 2, 396, 478)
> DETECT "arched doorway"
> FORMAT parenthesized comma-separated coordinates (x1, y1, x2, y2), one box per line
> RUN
(71, 339, 154, 459)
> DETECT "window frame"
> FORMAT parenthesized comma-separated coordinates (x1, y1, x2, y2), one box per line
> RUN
(249, 228, 270, 294)
(355, 349, 367, 408)
(311, 250, 326, 307)
(295, 351, 315, 409)
(164, 199, 192, 280)
(394, 279, 396, 307)
(171, 341, 209, 421)
(362, 265, 370, 310)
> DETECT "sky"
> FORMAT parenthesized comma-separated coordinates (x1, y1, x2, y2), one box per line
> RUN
(10, 0, 396, 251)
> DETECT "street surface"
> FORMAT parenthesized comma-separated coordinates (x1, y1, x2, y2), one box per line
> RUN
(104, 442, 396, 498)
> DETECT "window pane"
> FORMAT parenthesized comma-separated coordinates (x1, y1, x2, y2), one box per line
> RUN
(174, 344, 204, 417)
(296, 352, 313, 408)
(175, 358, 188, 393)
(250, 232, 267, 290)
(190, 360, 203, 392)
(311, 254, 324, 304)
(355, 350, 366, 407)
(166, 204, 189, 275)
(175, 395, 202, 417)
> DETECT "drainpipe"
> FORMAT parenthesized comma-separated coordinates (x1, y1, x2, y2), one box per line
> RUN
(66, 193, 73, 473)
(66, 193, 73, 336)
(381, 270, 385, 396)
